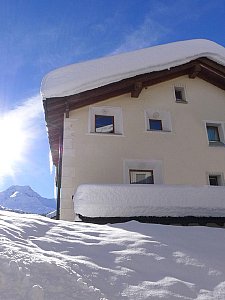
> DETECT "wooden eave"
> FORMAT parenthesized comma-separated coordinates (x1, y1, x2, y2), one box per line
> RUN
(43, 58, 225, 166)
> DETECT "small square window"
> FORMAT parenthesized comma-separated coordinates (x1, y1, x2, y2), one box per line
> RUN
(174, 87, 186, 102)
(208, 174, 223, 186)
(209, 175, 219, 186)
(145, 110, 172, 132)
(207, 125, 220, 142)
(129, 169, 154, 184)
(95, 115, 114, 133)
(149, 119, 162, 131)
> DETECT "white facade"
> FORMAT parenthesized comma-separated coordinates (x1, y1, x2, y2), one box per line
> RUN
(60, 76, 225, 220)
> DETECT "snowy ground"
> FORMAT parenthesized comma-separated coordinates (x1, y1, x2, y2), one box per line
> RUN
(0, 211, 225, 300)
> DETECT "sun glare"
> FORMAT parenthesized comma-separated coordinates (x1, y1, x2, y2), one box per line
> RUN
(0, 116, 27, 178)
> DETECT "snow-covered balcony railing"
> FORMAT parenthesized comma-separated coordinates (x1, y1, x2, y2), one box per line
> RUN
(74, 184, 225, 221)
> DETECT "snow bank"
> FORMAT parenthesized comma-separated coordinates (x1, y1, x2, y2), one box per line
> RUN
(41, 39, 225, 99)
(46, 210, 56, 219)
(0, 211, 225, 299)
(74, 184, 225, 218)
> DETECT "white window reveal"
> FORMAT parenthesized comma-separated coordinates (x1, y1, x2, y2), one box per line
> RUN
(89, 106, 123, 135)
(123, 159, 163, 184)
(145, 110, 172, 132)
(205, 121, 225, 146)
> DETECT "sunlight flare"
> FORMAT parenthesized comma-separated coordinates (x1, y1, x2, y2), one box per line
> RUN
(0, 116, 27, 177)
(0, 95, 43, 178)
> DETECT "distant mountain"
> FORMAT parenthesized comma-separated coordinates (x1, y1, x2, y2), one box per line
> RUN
(0, 185, 56, 215)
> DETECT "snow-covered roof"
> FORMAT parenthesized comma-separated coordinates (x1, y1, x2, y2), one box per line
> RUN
(41, 39, 225, 99)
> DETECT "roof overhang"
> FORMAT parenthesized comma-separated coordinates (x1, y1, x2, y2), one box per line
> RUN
(43, 58, 225, 166)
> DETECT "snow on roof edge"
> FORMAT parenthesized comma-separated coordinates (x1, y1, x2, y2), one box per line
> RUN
(41, 39, 225, 99)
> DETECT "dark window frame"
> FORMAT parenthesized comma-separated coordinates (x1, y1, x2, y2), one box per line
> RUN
(95, 114, 115, 134)
(129, 169, 154, 184)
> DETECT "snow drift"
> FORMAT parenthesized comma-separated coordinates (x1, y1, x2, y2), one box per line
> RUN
(0, 211, 225, 299)
(74, 184, 225, 218)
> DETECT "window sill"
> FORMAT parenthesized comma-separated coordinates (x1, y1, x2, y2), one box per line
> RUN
(209, 141, 225, 147)
(87, 132, 125, 137)
(146, 129, 172, 133)
(175, 100, 188, 104)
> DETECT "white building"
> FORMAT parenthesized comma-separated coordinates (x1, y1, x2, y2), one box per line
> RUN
(41, 39, 225, 222)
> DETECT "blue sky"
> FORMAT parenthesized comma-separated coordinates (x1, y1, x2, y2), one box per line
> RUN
(0, 0, 225, 198)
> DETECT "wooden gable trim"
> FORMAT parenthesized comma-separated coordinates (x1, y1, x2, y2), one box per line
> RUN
(44, 58, 225, 165)
(197, 57, 225, 75)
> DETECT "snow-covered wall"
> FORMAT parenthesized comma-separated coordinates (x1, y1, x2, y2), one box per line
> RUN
(41, 39, 225, 99)
(74, 184, 225, 218)
(59, 76, 225, 221)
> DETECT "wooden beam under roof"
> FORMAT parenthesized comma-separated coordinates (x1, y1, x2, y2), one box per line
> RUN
(189, 64, 202, 79)
(131, 82, 143, 98)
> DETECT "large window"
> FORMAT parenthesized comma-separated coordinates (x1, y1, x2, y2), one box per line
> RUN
(95, 115, 114, 133)
(129, 170, 154, 184)
(89, 106, 123, 135)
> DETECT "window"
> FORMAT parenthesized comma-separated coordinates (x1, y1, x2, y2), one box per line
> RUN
(208, 174, 224, 186)
(209, 175, 219, 186)
(89, 106, 123, 135)
(207, 125, 220, 142)
(124, 159, 163, 184)
(129, 170, 154, 184)
(205, 122, 225, 146)
(149, 119, 162, 131)
(95, 115, 114, 133)
(145, 110, 172, 132)
(174, 87, 186, 102)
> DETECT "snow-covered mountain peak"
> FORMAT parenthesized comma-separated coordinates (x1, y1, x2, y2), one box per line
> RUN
(0, 185, 56, 215)
(5, 185, 39, 198)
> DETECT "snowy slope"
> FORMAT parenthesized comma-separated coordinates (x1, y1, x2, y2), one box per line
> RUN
(0, 211, 225, 300)
(0, 185, 56, 215)
(41, 39, 225, 99)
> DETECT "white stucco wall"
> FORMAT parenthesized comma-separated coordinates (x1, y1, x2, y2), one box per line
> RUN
(60, 76, 225, 221)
